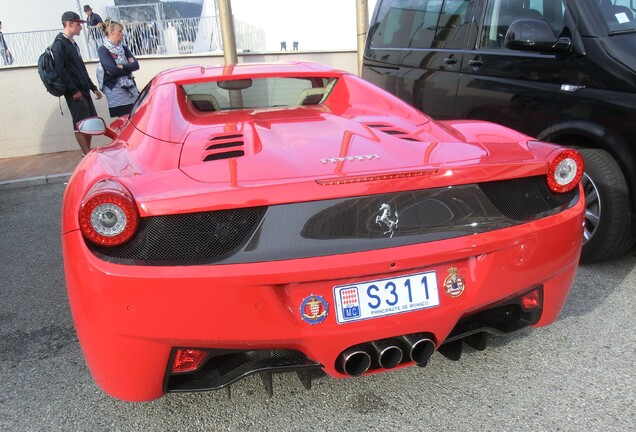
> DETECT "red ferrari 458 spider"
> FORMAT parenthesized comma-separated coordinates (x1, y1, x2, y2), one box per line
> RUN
(62, 61, 585, 401)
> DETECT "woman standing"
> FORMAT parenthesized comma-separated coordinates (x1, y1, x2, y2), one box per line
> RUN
(98, 19, 139, 117)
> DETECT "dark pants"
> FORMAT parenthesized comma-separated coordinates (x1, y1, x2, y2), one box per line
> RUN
(64, 92, 98, 131)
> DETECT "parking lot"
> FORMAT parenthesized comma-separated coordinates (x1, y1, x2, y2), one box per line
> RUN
(1, 182, 634, 431)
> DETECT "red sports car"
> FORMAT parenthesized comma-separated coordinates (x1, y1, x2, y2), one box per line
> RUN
(62, 61, 585, 402)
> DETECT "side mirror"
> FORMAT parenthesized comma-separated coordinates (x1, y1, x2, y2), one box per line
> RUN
(77, 117, 106, 135)
(76, 117, 118, 139)
(505, 19, 571, 53)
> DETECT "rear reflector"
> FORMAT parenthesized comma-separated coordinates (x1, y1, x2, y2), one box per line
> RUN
(172, 349, 208, 373)
(521, 289, 542, 311)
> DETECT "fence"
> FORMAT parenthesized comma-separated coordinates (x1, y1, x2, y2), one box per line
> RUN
(0, 16, 265, 67)
(1, 29, 61, 66)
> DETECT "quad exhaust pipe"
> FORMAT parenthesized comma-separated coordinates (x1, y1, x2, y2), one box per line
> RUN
(372, 340, 403, 369)
(402, 334, 436, 366)
(338, 346, 372, 376)
(337, 333, 436, 376)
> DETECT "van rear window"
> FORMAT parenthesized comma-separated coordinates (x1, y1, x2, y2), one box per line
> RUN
(369, 0, 471, 50)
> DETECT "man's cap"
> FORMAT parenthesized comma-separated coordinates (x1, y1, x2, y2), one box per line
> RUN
(62, 11, 86, 23)
(83, 5, 92, 12)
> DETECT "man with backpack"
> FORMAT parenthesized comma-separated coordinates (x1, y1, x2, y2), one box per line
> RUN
(52, 11, 103, 155)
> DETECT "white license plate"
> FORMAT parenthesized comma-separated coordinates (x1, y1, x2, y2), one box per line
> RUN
(333, 271, 440, 324)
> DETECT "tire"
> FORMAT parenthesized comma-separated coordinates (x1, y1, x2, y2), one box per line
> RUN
(576, 148, 634, 263)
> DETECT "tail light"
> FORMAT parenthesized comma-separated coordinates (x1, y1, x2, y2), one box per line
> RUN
(79, 179, 139, 246)
(547, 149, 584, 193)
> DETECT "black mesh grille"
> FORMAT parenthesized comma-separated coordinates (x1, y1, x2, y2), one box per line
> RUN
(88, 206, 266, 264)
(445, 286, 543, 343)
(165, 348, 321, 392)
(478, 177, 575, 221)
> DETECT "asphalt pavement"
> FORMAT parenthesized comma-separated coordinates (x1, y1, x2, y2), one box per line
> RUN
(0, 182, 634, 431)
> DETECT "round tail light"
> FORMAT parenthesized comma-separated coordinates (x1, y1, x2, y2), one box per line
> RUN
(79, 179, 139, 246)
(547, 149, 584, 193)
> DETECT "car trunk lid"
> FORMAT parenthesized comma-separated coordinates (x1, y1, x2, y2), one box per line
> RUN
(177, 108, 529, 185)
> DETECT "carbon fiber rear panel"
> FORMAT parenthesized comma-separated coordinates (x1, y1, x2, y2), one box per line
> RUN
(87, 176, 577, 265)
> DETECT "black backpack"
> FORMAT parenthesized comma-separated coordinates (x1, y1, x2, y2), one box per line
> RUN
(37, 42, 66, 97)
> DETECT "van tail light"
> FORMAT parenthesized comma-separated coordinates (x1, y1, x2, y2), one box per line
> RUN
(79, 179, 139, 246)
(546, 149, 584, 193)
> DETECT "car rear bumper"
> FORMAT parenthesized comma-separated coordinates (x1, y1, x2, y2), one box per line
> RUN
(62, 195, 584, 401)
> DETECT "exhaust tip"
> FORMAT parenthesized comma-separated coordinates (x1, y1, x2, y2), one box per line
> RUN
(338, 347, 372, 376)
(403, 334, 436, 366)
(372, 340, 403, 369)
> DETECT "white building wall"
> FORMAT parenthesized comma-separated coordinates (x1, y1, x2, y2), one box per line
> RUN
(0, 51, 358, 159)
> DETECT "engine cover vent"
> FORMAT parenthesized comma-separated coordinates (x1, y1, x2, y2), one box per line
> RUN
(365, 123, 422, 142)
(204, 133, 245, 161)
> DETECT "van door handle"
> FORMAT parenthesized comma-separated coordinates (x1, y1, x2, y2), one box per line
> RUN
(444, 57, 457, 65)
(468, 58, 483, 67)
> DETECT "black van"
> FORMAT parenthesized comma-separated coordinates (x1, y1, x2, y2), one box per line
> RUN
(362, 0, 636, 262)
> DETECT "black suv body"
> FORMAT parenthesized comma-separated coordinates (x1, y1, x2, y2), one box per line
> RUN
(363, 0, 636, 262)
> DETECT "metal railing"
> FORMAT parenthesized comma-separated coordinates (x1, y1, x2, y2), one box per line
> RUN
(1, 29, 60, 66)
(0, 16, 265, 67)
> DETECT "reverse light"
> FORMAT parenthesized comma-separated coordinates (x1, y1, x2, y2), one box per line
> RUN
(172, 349, 208, 373)
(520, 288, 542, 311)
(79, 179, 139, 246)
(547, 149, 584, 193)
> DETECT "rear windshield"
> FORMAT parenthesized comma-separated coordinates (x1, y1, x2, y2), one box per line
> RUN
(182, 77, 336, 112)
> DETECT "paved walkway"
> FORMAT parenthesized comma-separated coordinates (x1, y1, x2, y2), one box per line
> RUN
(0, 150, 83, 189)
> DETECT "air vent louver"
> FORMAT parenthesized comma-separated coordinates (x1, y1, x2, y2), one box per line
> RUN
(366, 123, 422, 142)
(203, 134, 245, 162)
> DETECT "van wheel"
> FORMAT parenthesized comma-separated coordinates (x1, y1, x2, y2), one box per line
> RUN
(576, 148, 634, 263)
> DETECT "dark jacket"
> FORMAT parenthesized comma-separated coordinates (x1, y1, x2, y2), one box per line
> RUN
(86, 13, 103, 27)
(86, 13, 103, 41)
(97, 44, 139, 90)
(51, 33, 98, 96)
